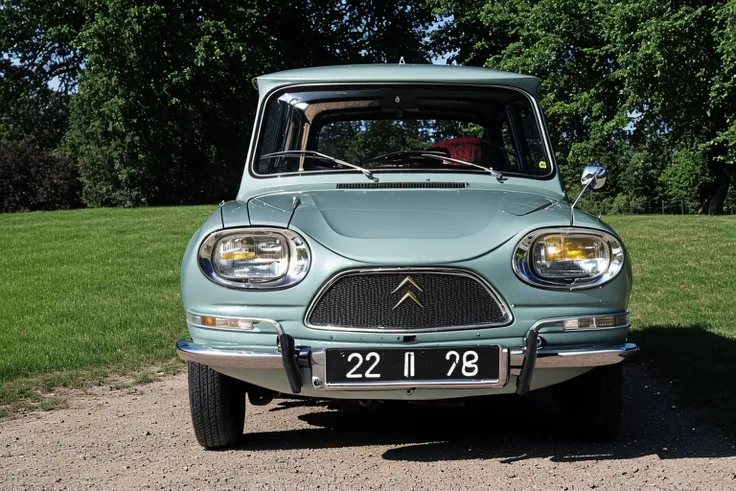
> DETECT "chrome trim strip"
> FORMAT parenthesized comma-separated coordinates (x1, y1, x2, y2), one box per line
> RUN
(303, 267, 513, 333)
(197, 227, 311, 290)
(186, 311, 284, 335)
(176, 339, 283, 369)
(309, 347, 509, 390)
(510, 350, 524, 367)
(511, 227, 625, 291)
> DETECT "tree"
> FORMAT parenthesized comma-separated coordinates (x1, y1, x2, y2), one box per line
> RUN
(65, 0, 435, 207)
(0, 140, 81, 212)
(0, 62, 70, 148)
(0, 0, 86, 147)
(604, 0, 734, 214)
(431, 0, 633, 200)
(431, 0, 735, 213)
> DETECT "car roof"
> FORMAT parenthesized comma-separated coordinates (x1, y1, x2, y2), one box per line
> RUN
(256, 64, 541, 97)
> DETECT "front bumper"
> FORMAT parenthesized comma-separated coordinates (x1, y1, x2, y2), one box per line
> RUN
(176, 337, 638, 396)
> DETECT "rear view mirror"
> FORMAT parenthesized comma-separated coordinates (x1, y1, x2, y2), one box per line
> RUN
(581, 165, 607, 190)
(570, 165, 608, 225)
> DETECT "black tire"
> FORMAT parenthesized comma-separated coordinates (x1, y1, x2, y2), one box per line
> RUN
(187, 361, 246, 449)
(550, 363, 623, 441)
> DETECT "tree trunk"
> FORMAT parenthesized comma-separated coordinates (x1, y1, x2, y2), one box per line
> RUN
(705, 164, 731, 215)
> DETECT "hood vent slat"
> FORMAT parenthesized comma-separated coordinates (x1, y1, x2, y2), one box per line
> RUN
(336, 182, 468, 190)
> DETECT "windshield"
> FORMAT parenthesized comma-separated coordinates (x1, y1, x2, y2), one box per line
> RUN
(253, 85, 552, 178)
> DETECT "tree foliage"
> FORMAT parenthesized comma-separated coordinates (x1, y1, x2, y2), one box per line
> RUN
(0, 0, 84, 147)
(2, 0, 434, 208)
(1, 0, 735, 212)
(0, 140, 81, 212)
(66, 0, 434, 207)
(431, 0, 735, 213)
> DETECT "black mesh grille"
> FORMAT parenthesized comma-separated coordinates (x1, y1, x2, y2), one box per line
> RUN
(306, 270, 510, 330)
(336, 182, 467, 189)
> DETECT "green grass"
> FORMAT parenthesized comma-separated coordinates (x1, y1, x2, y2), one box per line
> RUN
(1, 209, 735, 428)
(0, 206, 216, 414)
(605, 215, 736, 428)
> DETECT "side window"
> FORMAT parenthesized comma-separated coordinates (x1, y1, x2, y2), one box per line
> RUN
(500, 120, 518, 170)
(508, 100, 548, 175)
(257, 99, 307, 174)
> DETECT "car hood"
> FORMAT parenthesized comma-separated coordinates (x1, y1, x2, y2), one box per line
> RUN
(226, 189, 558, 264)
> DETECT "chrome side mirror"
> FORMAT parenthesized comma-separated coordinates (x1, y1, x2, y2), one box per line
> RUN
(570, 165, 607, 225)
(581, 165, 607, 190)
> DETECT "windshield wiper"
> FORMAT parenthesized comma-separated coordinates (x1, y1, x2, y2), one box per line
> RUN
(364, 149, 503, 179)
(260, 150, 378, 181)
(418, 153, 504, 179)
(364, 149, 447, 164)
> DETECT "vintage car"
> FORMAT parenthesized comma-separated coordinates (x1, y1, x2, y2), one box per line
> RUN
(177, 64, 637, 449)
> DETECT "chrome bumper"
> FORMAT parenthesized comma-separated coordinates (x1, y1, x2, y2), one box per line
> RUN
(176, 340, 283, 369)
(176, 339, 638, 394)
(512, 343, 638, 395)
(533, 343, 639, 368)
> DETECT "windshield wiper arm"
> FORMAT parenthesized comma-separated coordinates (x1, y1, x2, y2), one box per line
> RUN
(419, 153, 504, 179)
(364, 149, 447, 164)
(260, 150, 377, 181)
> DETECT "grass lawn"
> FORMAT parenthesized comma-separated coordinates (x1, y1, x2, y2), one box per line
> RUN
(606, 215, 736, 429)
(0, 206, 216, 415)
(1, 209, 735, 428)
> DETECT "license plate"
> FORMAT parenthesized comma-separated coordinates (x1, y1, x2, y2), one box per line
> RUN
(324, 346, 501, 386)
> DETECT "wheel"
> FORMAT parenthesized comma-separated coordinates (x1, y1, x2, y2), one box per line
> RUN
(550, 363, 623, 441)
(187, 361, 246, 449)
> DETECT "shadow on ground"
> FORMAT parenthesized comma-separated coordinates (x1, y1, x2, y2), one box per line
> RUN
(237, 326, 736, 463)
(629, 324, 736, 426)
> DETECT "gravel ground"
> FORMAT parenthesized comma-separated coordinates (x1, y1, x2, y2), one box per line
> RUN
(2, 364, 735, 490)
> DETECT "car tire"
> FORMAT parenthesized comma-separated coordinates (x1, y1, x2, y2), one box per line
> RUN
(187, 361, 246, 449)
(550, 363, 623, 441)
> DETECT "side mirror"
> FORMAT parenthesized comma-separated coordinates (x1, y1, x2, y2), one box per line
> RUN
(570, 165, 607, 225)
(581, 165, 607, 190)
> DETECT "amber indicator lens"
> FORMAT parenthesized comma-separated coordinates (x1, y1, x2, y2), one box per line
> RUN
(186, 312, 256, 330)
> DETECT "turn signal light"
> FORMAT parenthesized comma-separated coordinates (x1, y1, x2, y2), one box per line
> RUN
(563, 314, 629, 330)
(186, 312, 256, 330)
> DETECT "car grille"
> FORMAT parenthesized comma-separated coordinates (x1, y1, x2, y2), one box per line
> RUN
(305, 269, 511, 332)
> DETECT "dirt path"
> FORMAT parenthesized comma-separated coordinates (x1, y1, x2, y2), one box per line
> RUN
(2, 364, 735, 490)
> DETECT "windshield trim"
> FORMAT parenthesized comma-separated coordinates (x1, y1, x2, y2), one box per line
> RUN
(246, 82, 557, 181)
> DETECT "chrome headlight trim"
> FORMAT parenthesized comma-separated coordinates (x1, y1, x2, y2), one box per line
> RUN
(512, 227, 625, 290)
(198, 227, 311, 290)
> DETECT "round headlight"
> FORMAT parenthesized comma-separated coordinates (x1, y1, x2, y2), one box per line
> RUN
(198, 228, 310, 289)
(513, 228, 624, 289)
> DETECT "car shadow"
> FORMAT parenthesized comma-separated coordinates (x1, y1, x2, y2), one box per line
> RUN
(237, 325, 736, 463)
(628, 324, 736, 422)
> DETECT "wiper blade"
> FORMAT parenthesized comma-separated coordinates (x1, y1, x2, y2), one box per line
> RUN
(364, 149, 447, 164)
(260, 150, 377, 181)
(364, 149, 503, 179)
(419, 153, 504, 179)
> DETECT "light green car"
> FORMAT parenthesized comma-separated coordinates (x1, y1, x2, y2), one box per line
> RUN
(177, 64, 637, 449)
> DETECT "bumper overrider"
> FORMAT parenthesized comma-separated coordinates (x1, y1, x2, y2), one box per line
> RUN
(176, 313, 638, 395)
